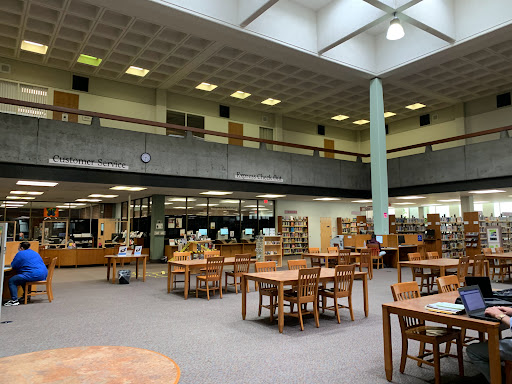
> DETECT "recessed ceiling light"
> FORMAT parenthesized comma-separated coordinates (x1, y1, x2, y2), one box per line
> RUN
(421, 204, 441, 206)
(468, 189, 506, 194)
(353, 120, 370, 125)
(261, 98, 281, 106)
(474, 201, 490, 204)
(17, 180, 58, 187)
(125, 66, 149, 77)
(75, 199, 102, 202)
(195, 82, 217, 91)
(396, 196, 426, 200)
(72, 203, 87, 206)
(88, 194, 119, 198)
(109, 186, 147, 191)
(77, 54, 102, 66)
(438, 199, 460, 202)
(9, 191, 44, 195)
(331, 115, 349, 121)
(244, 205, 258, 208)
(384, 112, 396, 118)
(256, 194, 286, 198)
(200, 191, 233, 196)
(0, 205, 22, 208)
(168, 198, 196, 202)
(231, 90, 251, 99)
(174, 207, 187, 209)
(6, 196, 35, 200)
(2, 201, 28, 205)
(220, 200, 241, 204)
(406, 103, 426, 110)
(196, 203, 219, 206)
(394, 202, 414, 205)
(56, 205, 78, 209)
(313, 197, 341, 201)
(352, 199, 372, 203)
(164, 202, 173, 205)
(21, 40, 48, 55)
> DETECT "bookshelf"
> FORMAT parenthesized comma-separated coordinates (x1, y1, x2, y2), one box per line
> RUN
(425, 213, 442, 257)
(336, 218, 352, 235)
(263, 235, 283, 267)
(498, 216, 512, 251)
(395, 217, 425, 234)
(389, 214, 397, 234)
(278, 216, 309, 256)
(464, 211, 480, 258)
(440, 216, 464, 258)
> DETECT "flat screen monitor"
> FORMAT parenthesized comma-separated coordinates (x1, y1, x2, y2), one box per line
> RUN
(398, 235, 406, 244)
(198, 228, 207, 236)
(220, 228, 229, 236)
(58, 232, 66, 237)
(376, 235, 383, 244)
(245, 228, 253, 235)
(263, 228, 270, 236)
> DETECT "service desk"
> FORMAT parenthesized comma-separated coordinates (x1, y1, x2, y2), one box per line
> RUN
(165, 243, 256, 259)
(40, 248, 149, 268)
(5, 241, 39, 264)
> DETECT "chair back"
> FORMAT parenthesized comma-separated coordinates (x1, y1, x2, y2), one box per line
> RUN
(457, 256, 470, 283)
(233, 253, 251, 274)
(360, 249, 372, 267)
(390, 281, 424, 331)
(47, 257, 57, 284)
(327, 247, 338, 253)
(367, 243, 380, 249)
(436, 275, 460, 293)
(408, 253, 422, 261)
(496, 247, 505, 254)
(337, 249, 352, 265)
(173, 251, 191, 272)
(426, 251, 440, 260)
(288, 259, 307, 270)
(482, 248, 493, 255)
(205, 256, 224, 278)
(308, 247, 320, 254)
(255, 261, 277, 290)
(472, 254, 486, 277)
(204, 250, 221, 258)
(334, 264, 355, 296)
(297, 267, 320, 299)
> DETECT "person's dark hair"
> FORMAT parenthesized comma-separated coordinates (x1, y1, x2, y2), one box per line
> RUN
(371, 234, 376, 240)
(20, 241, 31, 250)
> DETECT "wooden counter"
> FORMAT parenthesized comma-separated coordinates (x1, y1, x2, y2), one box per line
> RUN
(5, 241, 39, 264)
(40, 248, 150, 268)
(165, 243, 256, 258)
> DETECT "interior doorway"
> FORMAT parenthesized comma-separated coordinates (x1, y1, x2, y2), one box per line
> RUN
(320, 217, 332, 252)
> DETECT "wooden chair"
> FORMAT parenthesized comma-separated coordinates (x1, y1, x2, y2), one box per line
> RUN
(456, 256, 470, 286)
(496, 247, 505, 253)
(426, 251, 441, 291)
(483, 247, 499, 280)
(506, 360, 512, 384)
(288, 259, 307, 270)
(282, 267, 321, 331)
(255, 261, 278, 322)
(367, 243, 383, 269)
(196, 256, 224, 300)
(170, 251, 192, 290)
(408, 253, 434, 293)
(484, 247, 511, 282)
(308, 247, 320, 253)
(309, 247, 325, 268)
(390, 281, 464, 384)
(328, 249, 351, 267)
(358, 249, 373, 280)
(472, 254, 486, 277)
(319, 264, 355, 322)
(224, 253, 251, 294)
(24, 257, 57, 304)
(204, 250, 221, 258)
(327, 247, 338, 253)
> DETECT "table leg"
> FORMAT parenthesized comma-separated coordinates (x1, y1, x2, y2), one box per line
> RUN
(278, 282, 284, 333)
(242, 275, 247, 320)
(440, 266, 446, 277)
(382, 306, 393, 381)
(184, 265, 190, 300)
(106, 258, 111, 281)
(112, 259, 117, 284)
(143, 257, 146, 282)
(488, 326, 502, 384)
(167, 263, 172, 293)
(363, 274, 369, 317)
(397, 263, 402, 283)
(136, 258, 139, 280)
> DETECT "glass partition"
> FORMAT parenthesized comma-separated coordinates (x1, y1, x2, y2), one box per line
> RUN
(165, 196, 188, 239)
(258, 199, 275, 236)
(241, 200, 258, 240)
(208, 198, 241, 240)
(187, 197, 208, 237)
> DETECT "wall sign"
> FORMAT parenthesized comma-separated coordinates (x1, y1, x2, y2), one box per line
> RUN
(360, 206, 372, 212)
(234, 172, 283, 183)
(44, 208, 59, 218)
(284, 210, 297, 214)
(49, 155, 129, 170)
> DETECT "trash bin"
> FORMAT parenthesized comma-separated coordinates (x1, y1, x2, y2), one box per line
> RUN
(118, 270, 131, 284)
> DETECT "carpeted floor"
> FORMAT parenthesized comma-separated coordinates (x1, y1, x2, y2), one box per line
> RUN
(0, 261, 500, 384)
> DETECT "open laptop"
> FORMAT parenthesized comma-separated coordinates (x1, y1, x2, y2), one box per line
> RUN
(465, 276, 512, 305)
(458, 285, 501, 322)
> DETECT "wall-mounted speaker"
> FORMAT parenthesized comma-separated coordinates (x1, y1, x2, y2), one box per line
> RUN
(497, 92, 511, 108)
(419, 113, 430, 127)
(219, 105, 230, 118)
(317, 124, 325, 135)
(385, 124, 389, 134)
(72, 75, 89, 92)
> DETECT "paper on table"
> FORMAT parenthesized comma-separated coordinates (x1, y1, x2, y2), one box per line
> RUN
(425, 302, 465, 314)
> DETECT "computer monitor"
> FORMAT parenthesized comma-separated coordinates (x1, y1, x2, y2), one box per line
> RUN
(58, 232, 66, 237)
(376, 235, 383, 244)
(198, 228, 207, 236)
(220, 228, 229, 236)
(398, 235, 406, 244)
(245, 228, 253, 235)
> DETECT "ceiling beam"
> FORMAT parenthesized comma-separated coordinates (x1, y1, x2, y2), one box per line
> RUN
(400, 14, 455, 43)
(361, 0, 394, 13)
(239, 0, 279, 28)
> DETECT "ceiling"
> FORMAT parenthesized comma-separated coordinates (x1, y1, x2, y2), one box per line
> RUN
(0, 0, 511, 131)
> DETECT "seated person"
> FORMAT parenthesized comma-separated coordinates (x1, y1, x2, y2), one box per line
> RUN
(467, 306, 512, 383)
(4, 242, 48, 307)
(367, 234, 386, 256)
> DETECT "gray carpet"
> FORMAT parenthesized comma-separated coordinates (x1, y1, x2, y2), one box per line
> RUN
(0, 262, 500, 384)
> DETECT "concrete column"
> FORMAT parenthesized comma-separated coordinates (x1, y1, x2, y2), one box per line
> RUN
(155, 89, 167, 135)
(150, 195, 165, 261)
(274, 113, 283, 152)
(369, 78, 389, 235)
(418, 207, 425, 219)
(461, 196, 474, 214)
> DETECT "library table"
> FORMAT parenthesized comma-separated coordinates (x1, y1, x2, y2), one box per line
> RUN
(398, 259, 466, 283)
(241, 268, 368, 333)
(301, 252, 360, 265)
(105, 254, 148, 284)
(487, 252, 512, 260)
(382, 291, 502, 383)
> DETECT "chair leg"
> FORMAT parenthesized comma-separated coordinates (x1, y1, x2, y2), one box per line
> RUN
(235, 276, 238, 294)
(224, 274, 228, 293)
(433, 342, 441, 384)
(417, 342, 425, 367)
(196, 278, 199, 298)
(334, 297, 340, 324)
(47, 282, 52, 302)
(456, 334, 464, 377)
(24, 283, 29, 305)
(258, 293, 262, 317)
(321, 293, 326, 313)
(219, 279, 223, 299)
(269, 296, 274, 322)
(298, 302, 304, 331)
(314, 299, 320, 328)
(348, 295, 354, 321)
(206, 282, 210, 301)
(400, 337, 408, 373)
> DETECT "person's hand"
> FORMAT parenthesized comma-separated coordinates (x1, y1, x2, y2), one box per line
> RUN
(496, 306, 512, 316)
(485, 306, 506, 319)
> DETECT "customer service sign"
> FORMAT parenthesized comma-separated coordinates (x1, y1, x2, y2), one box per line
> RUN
(49, 155, 129, 170)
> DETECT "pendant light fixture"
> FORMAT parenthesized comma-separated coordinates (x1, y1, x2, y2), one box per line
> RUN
(386, 12, 405, 40)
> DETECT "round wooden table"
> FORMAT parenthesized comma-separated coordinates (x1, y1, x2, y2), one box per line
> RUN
(0, 346, 180, 383)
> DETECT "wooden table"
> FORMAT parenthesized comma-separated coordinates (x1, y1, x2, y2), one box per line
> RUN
(301, 252, 361, 265)
(0, 345, 180, 383)
(241, 268, 368, 333)
(105, 254, 149, 284)
(398, 259, 463, 283)
(383, 291, 502, 383)
(487, 252, 512, 260)
(167, 257, 256, 299)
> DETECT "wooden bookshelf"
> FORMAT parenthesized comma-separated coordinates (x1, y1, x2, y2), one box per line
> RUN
(464, 211, 480, 258)
(394, 217, 425, 234)
(440, 216, 465, 258)
(263, 235, 283, 267)
(389, 214, 396, 234)
(278, 216, 309, 256)
(425, 213, 442, 257)
(337, 218, 352, 235)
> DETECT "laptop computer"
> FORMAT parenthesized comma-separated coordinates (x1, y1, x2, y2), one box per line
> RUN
(458, 285, 501, 322)
(465, 276, 512, 305)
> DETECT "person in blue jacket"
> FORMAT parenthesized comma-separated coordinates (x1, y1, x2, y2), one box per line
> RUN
(4, 242, 48, 306)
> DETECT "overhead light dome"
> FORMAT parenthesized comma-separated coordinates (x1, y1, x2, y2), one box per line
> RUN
(386, 14, 405, 40)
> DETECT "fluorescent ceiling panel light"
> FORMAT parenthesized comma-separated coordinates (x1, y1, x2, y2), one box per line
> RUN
(195, 82, 217, 91)
(196, 203, 218, 206)
(352, 199, 372, 203)
(9, 191, 44, 195)
(230, 90, 251, 99)
(21, 40, 48, 54)
(474, 201, 490, 204)
(56, 205, 78, 208)
(17, 180, 58, 187)
(421, 204, 441, 206)
(386, 15, 405, 40)
(331, 115, 349, 121)
(77, 54, 102, 66)
(468, 189, 506, 194)
(393, 202, 414, 205)
(164, 202, 173, 205)
(88, 194, 118, 198)
(6, 196, 35, 200)
(168, 198, 196, 202)
(396, 196, 426, 200)
(406, 103, 426, 110)
(244, 205, 258, 208)
(220, 200, 241, 204)
(75, 199, 102, 202)
(0, 205, 22, 208)
(313, 197, 341, 201)
(109, 186, 147, 191)
(353, 120, 370, 125)
(438, 199, 460, 202)
(174, 207, 187, 209)
(200, 191, 233, 196)
(261, 98, 281, 106)
(256, 194, 286, 198)
(2, 201, 27, 205)
(125, 66, 149, 77)
(384, 112, 396, 118)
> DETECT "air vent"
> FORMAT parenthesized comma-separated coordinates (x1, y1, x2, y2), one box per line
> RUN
(317, 124, 325, 136)
(419, 113, 430, 127)
(219, 105, 230, 118)
(261, 115, 269, 123)
(385, 124, 389, 135)
(497, 92, 511, 108)
(0, 63, 11, 74)
(72, 75, 89, 92)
